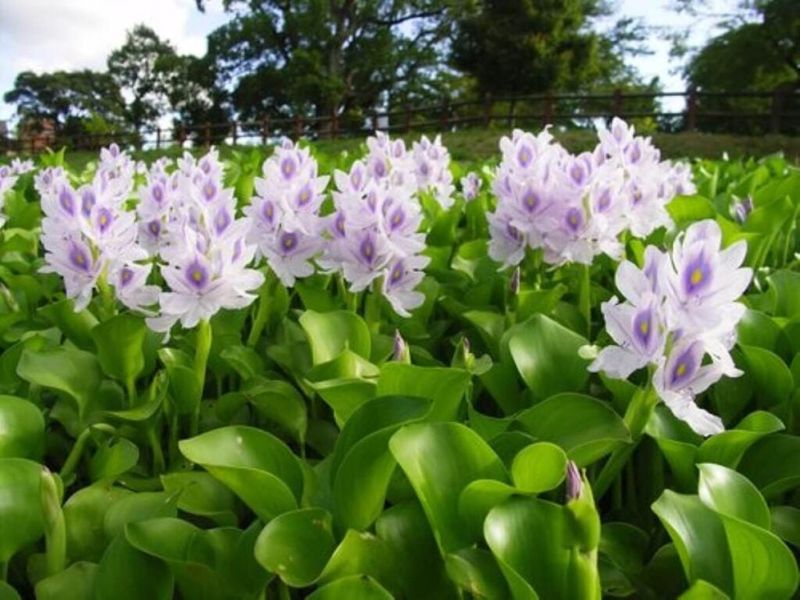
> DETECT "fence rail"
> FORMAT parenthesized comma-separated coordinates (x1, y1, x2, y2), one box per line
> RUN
(3, 88, 799, 155)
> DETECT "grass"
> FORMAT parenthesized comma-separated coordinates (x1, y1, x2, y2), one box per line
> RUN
(29, 127, 800, 172)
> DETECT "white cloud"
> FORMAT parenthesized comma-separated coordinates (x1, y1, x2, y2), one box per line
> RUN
(0, 0, 227, 120)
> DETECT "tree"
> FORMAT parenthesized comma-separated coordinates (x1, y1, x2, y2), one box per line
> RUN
(108, 25, 180, 132)
(449, 0, 612, 97)
(4, 70, 125, 137)
(203, 0, 461, 124)
(166, 54, 231, 144)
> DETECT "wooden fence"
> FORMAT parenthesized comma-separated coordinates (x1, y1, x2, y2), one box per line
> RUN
(3, 88, 799, 154)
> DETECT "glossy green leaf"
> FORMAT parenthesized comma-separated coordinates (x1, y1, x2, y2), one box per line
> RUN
(389, 422, 509, 553)
(38, 299, 98, 351)
(697, 463, 770, 529)
(89, 437, 139, 482)
(307, 575, 393, 600)
(0, 582, 20, 600)
(160, 471, 239, 526)
(93, 534, 174, 600)
(127, 518, 270, 599)
(738, 345, 794, 406)
(34, 562, 97, 600)
(736, 310, 782, 350)
(254, 508, 335, 587)
(91, 313, 148, 383)
(317, 529, 401, 595)
(515, 394, 630, 466)
(179, 426, 304, 521)
(507, 314, 590, 400)
(510, 442, 567, 494)
(697, 411, 783, 468)
(0, 458, 45, 562)
(103, 491, 178, 539)
(679, 580, 730, 599)
(766, 270, 800, 319)
(219, 345, 265, 380)
(667, 195, 717, 224)
(17, 346, 101, 423)
(739, 434, 800, 497)
(377, 363, 470, 421)
(0, 395, 44, 460)
(444, 547, 510, 599)
(240, 377, 307, 444)
(63, 483, 132, 562)
(299, 310, 371, 364)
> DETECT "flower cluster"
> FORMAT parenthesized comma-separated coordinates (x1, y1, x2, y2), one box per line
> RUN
(460, 172, 482, 201)
(365, 132, 454, 209)
(0, 158, 35, 227)
(244, 139, 329, 287)
(589, 219, 752, 436)
(488, 118, 695, 268)
(146, 149, 263, 332)
(321, 154, 430, 316)
(38, 145, 155, 312)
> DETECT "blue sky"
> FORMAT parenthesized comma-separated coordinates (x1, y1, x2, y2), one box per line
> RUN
(0, 0, 731, 122)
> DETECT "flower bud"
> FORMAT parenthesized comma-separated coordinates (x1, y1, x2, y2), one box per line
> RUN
(509, 266, 521, 295)
(566, 460, 582, 501)
(392, 329, 410, 363)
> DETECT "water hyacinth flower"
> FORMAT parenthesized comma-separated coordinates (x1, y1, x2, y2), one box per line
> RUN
(38, 144, 158, 313)
(147, 149, 264, 332)
(460, 172, 481, 201)
(487, 118, 694, 269)
(321, 159, 430, 316)
(244, 139, 329, 287)
(589, 219, 752, 436)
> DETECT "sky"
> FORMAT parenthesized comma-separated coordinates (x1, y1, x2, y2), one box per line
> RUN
(0, 0, 729, 123)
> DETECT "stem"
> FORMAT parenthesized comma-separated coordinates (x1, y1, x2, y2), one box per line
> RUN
(247, 275, 274, 348)
(126, 376, 137, 408)
(41, 467, 66, 577)
(60, 427, 92, 480)
(96, 274, 117, 321)
(579, 263, 592, 340)
(191, 319, 213, 437)
(147, 426, 166, 475)
(593, 386, 658, 499)
(363, 284, 382, 334)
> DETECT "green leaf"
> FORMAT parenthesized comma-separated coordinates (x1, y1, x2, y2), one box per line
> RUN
(766, 270, 800, 319)
(240, 377, 307, 444)
(17, 346, 102, 424)
(35, 562, 97, 600)
(697, 411, 783, 468)
(507, 314, 590, 400)
(485, 496, 601, 599)
(771, 506, 800, 549)
(63, 483, 132, 562)
(667, 195, 717, 225)
(91, 313, 148, 383)
(376, 502, 459, 599)
(299, 310, 371, 364)
(89, 437, 139, 482)
(376, 363, 470, 421)
(515, 393, 630, 466)
(126, 518, 269, 599)
(220, 345, 265, 380)
(389, 422, 508, 553)
(444, 547, 510, 599)
(158, 348, 201, 414)
(103, 492, 178, 539)
(179, 426, 304, 521)
(736, 310, 782, 350)
(697, 463, 770, 529)
(93, 533, 173, 600)
(679, 580, 730, 599)
(38, 299, 98, 350)
(738, 345, 794, 406)
(0, 458, 45, 562)
(332, 396, 432, 531)
(160, 471, 239, 526)
(0, 395, 44, 460)
(739, 434, 800, 497)
(510, 442, 568, 494)
(317, 530, 401, 595)
(254, 508, 336, 587)
(307, 575, 393, 600)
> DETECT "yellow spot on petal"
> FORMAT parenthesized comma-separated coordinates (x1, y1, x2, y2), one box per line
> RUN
(639, 320, 649, 335)
(676, 362, 687, 377)
(690, 268, 703, 285)
(191, 269, 204, 282)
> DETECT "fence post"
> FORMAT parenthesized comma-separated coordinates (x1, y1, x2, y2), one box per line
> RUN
(404, 105, 412, 133)
(331, 107, 339, 139)
(372, 111, 380, 133)
(261, 115, 270, 144)
(204, 122, 211, 147)
(686, 89, 697, 132)
(542, 93, 553, 128)
(612, 88, 623, 118)
(293, 115, 303, 139)
(440, 100, 450, 131)
(483, 93, 493, 128)
(156, 128, 161, 150)
(770, 88, 784, 134)
(231, 121, 238, 146)
(508, 98, 516, 128)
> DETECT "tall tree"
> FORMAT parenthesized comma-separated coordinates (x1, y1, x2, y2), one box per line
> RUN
(108, 25, 179, 132)
(202, 0, 459, 122)
(450, 0, 613, 96)
(4, 70, 125, 135)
